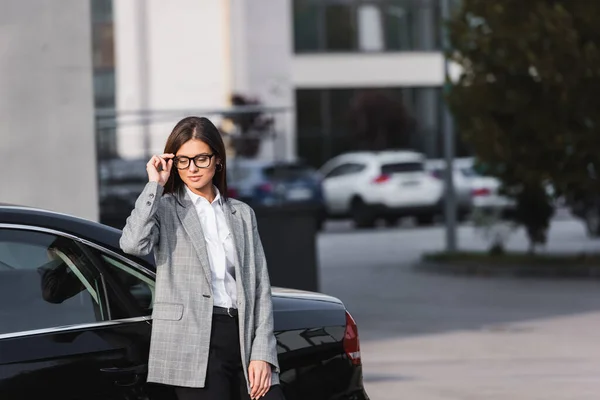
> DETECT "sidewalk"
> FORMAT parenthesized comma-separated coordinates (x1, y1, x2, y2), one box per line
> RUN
(361, 311, 600, 400)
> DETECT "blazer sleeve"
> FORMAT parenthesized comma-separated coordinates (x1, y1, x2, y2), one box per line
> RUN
(248, 208, 280, 372)
(119, 181, 164, 256)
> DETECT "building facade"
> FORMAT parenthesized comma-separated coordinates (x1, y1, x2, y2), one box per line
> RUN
(95, 0, 466, 167)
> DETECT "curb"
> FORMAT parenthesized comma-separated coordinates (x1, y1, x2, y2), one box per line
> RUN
(414, 261, 600, 279)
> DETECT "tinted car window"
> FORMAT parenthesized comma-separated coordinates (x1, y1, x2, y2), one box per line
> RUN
(325, 163, 365, 178)
(0, 229, 104, 335)
(381, 162, 424, 174)
(263, 164, 315, 180)
(460, 167, 479, 178)
(93, 252, 155, 319)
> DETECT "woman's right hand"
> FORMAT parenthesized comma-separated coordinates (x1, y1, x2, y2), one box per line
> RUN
(146, 154, 174, 186)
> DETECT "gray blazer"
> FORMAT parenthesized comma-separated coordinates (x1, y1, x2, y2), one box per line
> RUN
(119, 181, 280, 390)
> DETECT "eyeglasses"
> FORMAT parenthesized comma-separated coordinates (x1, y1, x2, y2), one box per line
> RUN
(173, 153, 215, 170)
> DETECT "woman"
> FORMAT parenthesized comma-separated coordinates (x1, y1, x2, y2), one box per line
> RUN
(120, 116, 285, 400)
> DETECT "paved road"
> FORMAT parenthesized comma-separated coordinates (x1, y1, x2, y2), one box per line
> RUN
(317, 216, 600, 399)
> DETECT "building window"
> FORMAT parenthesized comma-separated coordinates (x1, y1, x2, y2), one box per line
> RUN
(324, 3, 356, 51)
(292, 0, 442, 53)
(357, 4, 384, 51)
(293, 1, 320, 52)
(296, 87, 470, 167)
(91, 0, 115, 109)
(383, 1, 413, 51)
(90, 0, 117, 159)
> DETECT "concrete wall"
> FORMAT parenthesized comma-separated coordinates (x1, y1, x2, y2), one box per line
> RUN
(230, 0, 295, 160)
(114, 0, 232, 159)
(292, 52, 445, 88)
(0, 0, 98, 221)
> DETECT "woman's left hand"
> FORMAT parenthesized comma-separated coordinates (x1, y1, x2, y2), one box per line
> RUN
(248, 360, 271, 399)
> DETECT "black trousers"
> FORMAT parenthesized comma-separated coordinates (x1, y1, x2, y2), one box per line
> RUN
(174, 314, 285, 400)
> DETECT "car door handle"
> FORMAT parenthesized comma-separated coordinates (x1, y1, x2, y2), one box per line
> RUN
(100, 364, 148, 387)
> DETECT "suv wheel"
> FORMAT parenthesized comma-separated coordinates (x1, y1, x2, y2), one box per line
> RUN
(351, 198, 376, 229)
(585, 206, 600, 237)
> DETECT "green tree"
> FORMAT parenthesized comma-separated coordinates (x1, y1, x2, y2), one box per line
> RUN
(446, 0, 600, 251)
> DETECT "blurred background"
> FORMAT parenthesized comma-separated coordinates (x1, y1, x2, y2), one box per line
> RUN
(3, 0, 600, 398)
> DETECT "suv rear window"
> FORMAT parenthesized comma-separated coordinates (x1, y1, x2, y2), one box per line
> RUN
(263, 164, 315, 180)
(382, 162, 424, 174)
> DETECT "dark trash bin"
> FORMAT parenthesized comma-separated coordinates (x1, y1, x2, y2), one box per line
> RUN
(253, 204, 320, 293)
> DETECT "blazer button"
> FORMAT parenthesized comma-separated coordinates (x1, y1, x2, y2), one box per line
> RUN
(149, 193, 155, 199)
(146, 201, 152, 206)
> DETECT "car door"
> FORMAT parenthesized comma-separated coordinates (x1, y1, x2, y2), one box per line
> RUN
(321, 163, 366, 214)
(0, 226, 156, 400)
(81, 244, 178, 400)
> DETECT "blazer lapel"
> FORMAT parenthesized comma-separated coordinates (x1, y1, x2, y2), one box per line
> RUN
(175, 190, 212, 285)
(224, 201, 246, 285)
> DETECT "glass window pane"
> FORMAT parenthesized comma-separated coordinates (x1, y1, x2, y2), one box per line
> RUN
(329, 88, 355, 135)
(330, 133, 358, 157)
(293, 0, 321, 52)
(382, 162, 424, 174)
(325, 4, 356, 51)
(297, 136, 326, 168)
(384, 1, 412, 51)
(296, 90, 323, 133)
(0, 230, 104, 335)
(357, 4, 383, 51)
(92, 22, 115, 69)
(91, 0, 113, 23)
(325, 163, 365, 178)
(94, 252, 155, 319)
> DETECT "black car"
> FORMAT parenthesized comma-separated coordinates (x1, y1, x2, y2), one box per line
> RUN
(0, 205, 368, 400)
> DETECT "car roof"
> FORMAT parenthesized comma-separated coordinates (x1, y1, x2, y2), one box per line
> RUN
(228, 158, 309, 168)
(0, 205, 155, 268)
(426, 157, 475, 169)
(331, 150, 425, 164)
(0, 205, 348, 304)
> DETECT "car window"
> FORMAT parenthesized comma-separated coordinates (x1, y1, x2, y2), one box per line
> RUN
(0, 229, 105, 335)
(460, 167, 479, 178)
(325, 163, 365, 178)
(263, 164, 315, 180)
(92, 251, 155, 319)
(381, 162, 424, 174)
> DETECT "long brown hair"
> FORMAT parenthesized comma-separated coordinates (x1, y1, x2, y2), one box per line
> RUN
(162, 116, 228, 199)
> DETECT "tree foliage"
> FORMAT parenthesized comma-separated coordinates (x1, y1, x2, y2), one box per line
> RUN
(447, 0, 600, 249)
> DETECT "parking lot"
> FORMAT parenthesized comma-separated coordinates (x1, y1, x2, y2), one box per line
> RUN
(318, 216, 600, 399)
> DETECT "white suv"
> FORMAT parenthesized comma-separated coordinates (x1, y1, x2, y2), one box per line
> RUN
(319, 151, 444, 228)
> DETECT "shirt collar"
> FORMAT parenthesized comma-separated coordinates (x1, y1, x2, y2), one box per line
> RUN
(184, 185, 222, 207)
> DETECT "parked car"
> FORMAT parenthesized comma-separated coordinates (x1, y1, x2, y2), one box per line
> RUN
(228, 159, 326, 229)
(425, 158, 475, 220)
(427, 158, 516, 216)
(0, 205, 368, 400)
(319, 150, 444, 227)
